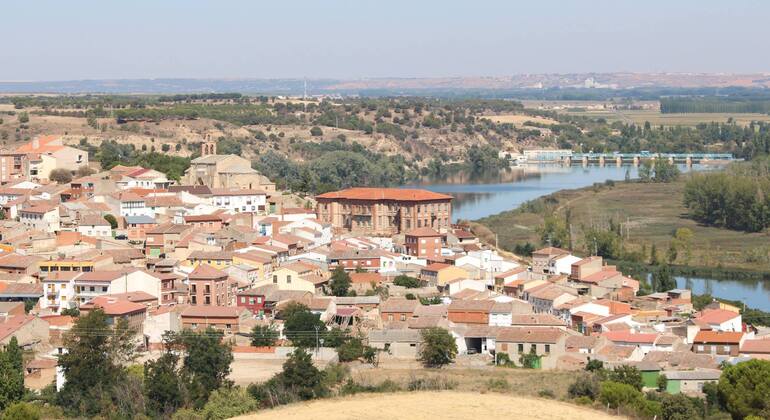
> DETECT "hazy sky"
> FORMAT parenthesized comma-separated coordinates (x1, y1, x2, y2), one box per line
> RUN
(2, 0, 767, 81)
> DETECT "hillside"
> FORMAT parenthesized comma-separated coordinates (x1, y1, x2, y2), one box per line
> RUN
(232, 391, 623, 420)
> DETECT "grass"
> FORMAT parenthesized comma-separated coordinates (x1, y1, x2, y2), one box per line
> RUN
(475, 177, 770, 271)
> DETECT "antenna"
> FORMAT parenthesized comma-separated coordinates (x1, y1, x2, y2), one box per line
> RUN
(303, 78, 308, 100)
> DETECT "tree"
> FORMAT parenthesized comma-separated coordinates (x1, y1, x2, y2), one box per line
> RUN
(144, 352, 184, 417)
(199, 387, 258, 420)
(161, 144, 171, 152)
(329, 266, 351, 297)
(650, 243, 660, 265)
(568, 373, 600, 400)
(0, 349, 24, 411)
(5, 337, 22, 373)
(599, 381, 644, 409)
(538, 215, 570, 248)
(657, 373, 668, 391)
(585, 358, 604, 372)
(608, 365, 644, 390)
(75, 166, 96, 177)
(310, 126, 323, 137)
(393, 275, 421, 288)
(0, 402, 41, 420)
(17, 112, 29, 124)
(250, 324, 279, 347)
(57, 309, 136, 417)
(282, 303, 325, 348)
(103, 214, 118, 230)
(278, 348, 326, 400)
(336, 336, 365, 362)
(166, 328, 233, 409)
(418, 328, 457, 368)
(671, 228, 694, 265)
(49, 168, 72, 184)
(718, 359, 770, 419)
(651, 265, 676, 292)
(660, 393, 700, 420)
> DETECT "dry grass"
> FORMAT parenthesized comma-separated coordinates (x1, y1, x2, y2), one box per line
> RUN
(562, 109, 770, 127)
(232, 390, 623, 420)
(481, 114, 558, 126)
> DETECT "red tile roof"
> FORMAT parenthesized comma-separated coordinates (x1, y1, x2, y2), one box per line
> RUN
(405, 227, 441, 237)
(741, 338, 770, 354)
(602, 331, 659, 344)
(316, 187, 453, 201)
(695, 309, 741, 325)
(188, 264, 227, 280)
(694, 330, 743, 344)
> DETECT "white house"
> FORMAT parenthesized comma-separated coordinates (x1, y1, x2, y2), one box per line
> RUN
(116, 168, 172, 190)
(695, 309, 742, 332)
(551, 254, 583, 275)
(106, 192, 154, 218)
(211, 188, 267, 214)
(19, 204, 60, 233)
(77, 214, 112, 238)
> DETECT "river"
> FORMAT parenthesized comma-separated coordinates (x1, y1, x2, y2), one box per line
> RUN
(407, 163, 770, 311)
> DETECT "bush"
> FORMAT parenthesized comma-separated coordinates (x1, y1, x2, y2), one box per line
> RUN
(406, 376, 457, 391)
(607, 365, 643, 390)
(198, 387, 258, 420)
(599, 381, 644, 409)
(310, 126, 323, 136)
(568, 373, 600, 400)
(1, 402, 41, 420)
(485, 378, 509, 391)
(49, 168, 72, 184)
(538, 389, 555, 399)
(393, 275, 421, 288)
(718, 359, 770, 419)
(250, 324, 278, 347)
(574, 396, 593, 406)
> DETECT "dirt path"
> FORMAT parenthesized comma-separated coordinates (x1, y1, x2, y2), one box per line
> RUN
(233, 391, 624, 420)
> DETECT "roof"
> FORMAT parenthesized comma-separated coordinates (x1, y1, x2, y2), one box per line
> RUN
(740, 339, 770, 354)
(82, 296, 146, 316)
(210, 188, 268, 196)
(350, 272, 382, 284)
(0, 253, 42, 269)
(188, 264, 227, 280)
(448, 299, 495, 312)
(496, 327, 565, 344)
(423, 262, 451, 272)
(316, 188, 453, 202)
(694, 331, 743, 344)
(0, 282, 43, 298)
(368, 328, 422, 343)
(181, 306, 242, 318)
(405, 227, 441, 237)
(381, 298, 419, 313)
(184, 214, 223, 222)
(26, 358, 58, 369)
(509, 314, 566, 326)
(532, 247, 570, 256)
(665, 370, 722, 381)
(603, 331, 659, 344)
(0, 315, 40, 341)
(76, 269, 135, 283)
(696, 309, 741, 325)
(146, 223, 188, 235)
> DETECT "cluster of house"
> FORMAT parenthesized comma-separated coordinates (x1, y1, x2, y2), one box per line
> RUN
(1, 135, 768, 396)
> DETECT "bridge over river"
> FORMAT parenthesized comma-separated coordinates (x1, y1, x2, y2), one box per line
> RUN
(524, 151, 735, 166)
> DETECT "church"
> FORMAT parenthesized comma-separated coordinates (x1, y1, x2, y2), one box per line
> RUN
(183, 141, 276, 192)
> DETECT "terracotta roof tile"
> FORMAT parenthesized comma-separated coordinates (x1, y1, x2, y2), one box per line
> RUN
(316, 187, 452, 201)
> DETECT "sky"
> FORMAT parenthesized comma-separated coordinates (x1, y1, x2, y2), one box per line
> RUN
(1, 0, 768, 81)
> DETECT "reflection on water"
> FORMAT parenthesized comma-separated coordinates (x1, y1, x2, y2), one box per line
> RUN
(676, 276, 770, 311)
(407, 164, 646, 221)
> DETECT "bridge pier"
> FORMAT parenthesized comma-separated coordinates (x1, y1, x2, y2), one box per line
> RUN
(616, 156, 622, 167)
(598, 156, 605, 167)
(668, 156, 674, 165)
(633, 156, 639, 166)
(581, 156, 588, 167)
(685, 156, 692, 167)
(564, 156, 571, 166)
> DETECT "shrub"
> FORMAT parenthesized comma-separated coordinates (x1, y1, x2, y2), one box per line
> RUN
(250, 324, 278, 347)
(199, 387, 258, 420)
(607, 365, 643, 390)
(485, 378, 509, 392)
(49, 168, 72, 184)
(568, 373, 600, 400)
(310, 126, 323, 136)
(418, 328, 457, 368)
(1, 402, 41, 420)
(393, 275, 421, 288)
(406, 376, 457, 391)
(538, 389, 555, 399)
(599, 381, 644, 409)
(574, 396, 593, 406)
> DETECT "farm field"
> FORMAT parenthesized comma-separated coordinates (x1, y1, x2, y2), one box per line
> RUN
(481, 113, 558, 126)
(475, 178, 770, 271)
(563, 109, 770, 126)
(233, 391, 622, 420)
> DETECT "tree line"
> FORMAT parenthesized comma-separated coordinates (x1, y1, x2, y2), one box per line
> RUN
(684, 156, 770, 232)
(661, 96, 770, 114)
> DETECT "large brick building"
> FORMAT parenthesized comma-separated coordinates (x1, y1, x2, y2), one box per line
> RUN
(315, 188, 453, 236)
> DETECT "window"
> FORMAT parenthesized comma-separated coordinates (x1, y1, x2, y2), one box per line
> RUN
(240, 297, 246, 303)
(517, 344, 524, 353)
(697, 345, 704, 352)
(544, 344, 550, 354)
(287, 275, 292, 284)
(388, 314, 394, 321)
(249, 298, 255, 305)
(723, 345, 730, 352)
(273, 275, 278, 284)
(530, 344, 537, 353)
(400, 314, 406, 321)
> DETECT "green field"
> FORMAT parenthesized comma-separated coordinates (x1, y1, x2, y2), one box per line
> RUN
(475, 178, 770, 271)
(562, 109, 770, 126)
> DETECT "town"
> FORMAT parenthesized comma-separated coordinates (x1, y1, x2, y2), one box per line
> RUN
(0, 133, 766, 417)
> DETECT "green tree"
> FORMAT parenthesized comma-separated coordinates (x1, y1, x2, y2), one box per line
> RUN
(199, 387, 258, 420)
(166, 328, 234, 409)
(598, 381, 644, 409)
(5, 337, 22, 373)
(538, 215, 570, 248)
(56, 309, 136, 417)
(393, 275, 421, 288)
(585, 359, 604, 372)
(17, 112, 29, 124)
(657, 373, 668, 391)
(519, 347, 540, 369)
(282, 303, 325, 348)
(336, 336, 365, 362)
(310, 126, 323, 137)
(0, 349, 24, 411)
(651, 265, 676, 292)
(671, 228, 694, 265)
(278, 348, 326, 400)
(103, 214, 118, 230)
(0, 402, 41, 420)
(607, 365, 644, 390)
(650, 243, 660, 265)
(144, 352, 184, 417)
(49, 168, 72, 184)
(568, 373, 600, 400)
(250, 324, 279, 347)
(660, 393, 699, 420)
(718, 359, 770, 419)
(329, 266, 351, 297)
(418, 328, 457, 368)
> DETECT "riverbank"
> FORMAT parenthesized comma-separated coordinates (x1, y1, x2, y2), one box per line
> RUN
(474, 178, 770, 272)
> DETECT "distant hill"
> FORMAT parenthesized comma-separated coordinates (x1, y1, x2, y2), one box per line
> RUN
(2, 73, 770, 95)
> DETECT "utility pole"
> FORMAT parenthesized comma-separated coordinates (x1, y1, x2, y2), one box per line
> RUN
(314, 325, 320, 354)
